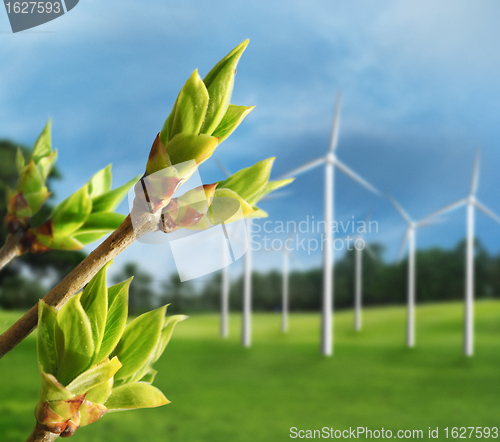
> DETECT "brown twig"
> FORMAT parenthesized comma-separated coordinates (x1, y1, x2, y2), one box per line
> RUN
(25, 424, 59, 442)
(0, 205, 160, 359)
(0, 231, 24, 271)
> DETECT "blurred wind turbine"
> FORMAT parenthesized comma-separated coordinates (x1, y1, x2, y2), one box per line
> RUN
(278, 92, 381, 356)
(423, 150, 500, 356)
(387, 195, 443, 348)
(242, 218, 252, 347)
(216, 160, 246, 342)
(216, 161, 289, 347)
(281, 231, 300, 333)
(353, 240, 378, 332)
(220, 238, 230, 338)
(345, 212, 377, 332)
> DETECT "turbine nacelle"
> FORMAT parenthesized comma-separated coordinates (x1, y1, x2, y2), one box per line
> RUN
(325, 153, 336, 165)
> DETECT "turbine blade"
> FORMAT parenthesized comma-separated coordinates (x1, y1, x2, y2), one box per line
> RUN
(397, 230, 409, 263)
(475, 200, 500, 224)
(364, 210, 373, 224)
(416, 217, 445, 228)
(386, 194, 412, 224)
(365, 244, 378, 261)
(470, 149, 481, 196)
(216, 160, 231, 178)
(421, 198, 467, 222)
(335, 160, 381, 196)
(329, 91, 342, 154)
(277, 157, 325, 179)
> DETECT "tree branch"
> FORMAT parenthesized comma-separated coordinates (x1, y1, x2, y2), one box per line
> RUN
(0, 231, 24, 271)
(25, 424, 59, 442)
(0, 206, 160, 359)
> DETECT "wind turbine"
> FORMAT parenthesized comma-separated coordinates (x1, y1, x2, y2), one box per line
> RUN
(278, 92, 381, 356)
(220, 240, 230, 338)
(422, 151, 500, 356)
(349, 215, 378, 332)
(281, 231, 300, 333)
(216, 161, 288, 347)
(242, 218, 252, 347)
(387, 195, 443, 347)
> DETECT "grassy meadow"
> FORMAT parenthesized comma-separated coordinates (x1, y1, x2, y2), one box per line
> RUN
(1, 300, 499, 441)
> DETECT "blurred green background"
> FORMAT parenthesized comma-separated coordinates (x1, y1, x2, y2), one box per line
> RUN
(1, 302, 499, 441)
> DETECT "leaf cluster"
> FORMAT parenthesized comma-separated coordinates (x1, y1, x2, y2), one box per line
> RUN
(137, 41, 293, 233)
(3, 121, 140, 253)
(33, 165, 140, 252)
(160, 158, 293, 232)
(35, 262, 186, 437)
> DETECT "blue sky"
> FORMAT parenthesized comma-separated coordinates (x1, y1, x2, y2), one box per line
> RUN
(1, 0, 500, 282)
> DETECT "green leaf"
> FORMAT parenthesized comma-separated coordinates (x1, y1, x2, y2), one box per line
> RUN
(72, 232, 108, 246)
(75, 212, 126, 236)
(247, 178, 294, 205)
(166, 133, 218, 170)
(24, 188, 51, 215)
(112, 306, 166, 381)
(88, 164, 112, 199)
(217, 158, 274, 200)
(50, 234, 84, 251)
(37, 300, 59, 375)
(212, 105, 254, 143)
(37, 149, 58, 182)
(51, 184, 92, 235)
(55, 293, 95, 386)
(200, 40, 249, 136)
(66, 357, 122, 395)
(16, 148, 25, 172)
(91, 174, 141, 213)
(80, 261, 112, 363)
(104, 382, 169, 411)
(139, 369, 157, 384)
(130, 314, 187, 383)
(39, 370, 74, 403)
(152, 315, 187, 363)
(32, 120, 52, 163)
(146, 134, 172, 176)
(19, 161, 44, 195)
(85, 378, 114, 405)
(210, 188, 255, 224)
(160, 70, 209, 144)
(95, 278, 131, 363)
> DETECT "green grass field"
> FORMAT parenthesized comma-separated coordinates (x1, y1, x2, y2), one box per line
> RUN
(1, 301, 499, 441)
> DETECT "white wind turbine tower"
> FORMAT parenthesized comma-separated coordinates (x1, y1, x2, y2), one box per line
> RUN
(216, 162, 289, 347)
(281, 231, 300, 333)
(387, 195, 442, 347)
(215, 161, 252, 345)
(349, 214, 378, 332)
(242, 218, 252, 347)
(278, 92, 381, 356)
(220, 242, 230, 338)
(422, 151, 500, 356)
